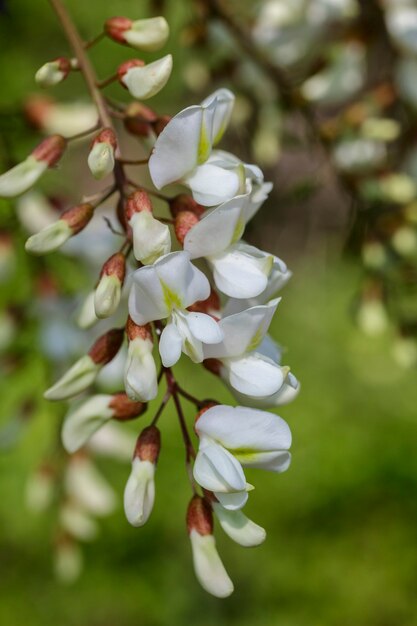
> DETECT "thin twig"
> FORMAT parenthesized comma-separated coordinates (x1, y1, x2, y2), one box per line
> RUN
(84, 31, 105, 50)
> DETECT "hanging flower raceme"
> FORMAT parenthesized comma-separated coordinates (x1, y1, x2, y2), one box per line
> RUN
(44, 327, 124, 401)
(187, 495, 234, 598)
(94, 252, 126, 318)
(87, 128, 117, 180)
(124, 317, 157, 402)
(128, 251, 223, 366)
(117, 56, 173, 100)
(0, 134, 66, 198)
(193, 405, 292, 510)
(124, 425, 161, 527)
(125, 190, 171, 264)
(105, 16, 169, 51)
(62, 392, 147, 453)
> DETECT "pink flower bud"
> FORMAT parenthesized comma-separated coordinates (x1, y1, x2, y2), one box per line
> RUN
(108, 393, 147, 421)
(117, 58, 145, 83)
(35, 57, 72, 87)
(88, 328, 125, 366)
(105, 16, 169, 52)
(61, 202, 94, 234)
(94, 252, 126, 318)
(174, 210, 200, 246)
(187, 495, 213, 536)
(133, 425, 161, 464)
(124, 102, 158, 137)
(125, 190, 152, 222)
(104, 16, 133, 43)
(32, 134, 67, 167)
(169, 194, 205, 218)
(88, 128, 117, 180)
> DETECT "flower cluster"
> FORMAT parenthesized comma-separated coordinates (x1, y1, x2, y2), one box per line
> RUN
(0, 6, 298, 596)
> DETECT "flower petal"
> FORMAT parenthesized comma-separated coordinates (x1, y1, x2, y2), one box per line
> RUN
(61, 395, 113, 453)
(124, 459, 155, 527)
(159, 321, 183, 367)
(184, 311, 223, 344)
(224, 353, 284, 397)
(193, 441, 246, 492)
(214, 490, 249, 511)
(184, 163, 241, 206)
(201, 88, 235, 145)
(213, 503, 266, 546)
(189, 530, 234, 598)
(236, 450, 291, 473)
(122, 54, 172, 100)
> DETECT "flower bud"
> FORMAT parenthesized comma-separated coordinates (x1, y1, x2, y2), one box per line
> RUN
(25, 202, 93, 255)
(87, 128, 117, 180)
(124, 318, 157, 401)
(105, 16, 169, 51)
(76, 291, 98, 329)
(35, 57, 72, 87)
(54, 539, 83, 584)
(94, 252, 126, 318)
(174, 210, 200, 246)
(169, 194, 205, 218)
(132, 212, 171, 264)
(118, 55, 173, 100)
(0, 135, 66, 198)
(44, 328, 124, 401)
(59, 503, 98, 541)
(124, 425, 161, 527)
(187, 495, 234, 598)
(212, 501, 266, 547)
(65, 455, 116, 516)
(25, 465, 55, 512)
(153, 115, 171, 136)
(124, 102, 158, 137)
(62, 391, 146, 453)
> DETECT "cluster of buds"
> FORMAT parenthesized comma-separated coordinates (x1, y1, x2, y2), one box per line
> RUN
(0, 6, 299, 597)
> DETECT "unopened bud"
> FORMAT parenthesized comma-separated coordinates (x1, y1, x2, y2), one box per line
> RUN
(124, 425, 161, 527)
(131, 211, 171, 264)
(0, 135, 66, 198)
(94, 252, 126, 318)
(187, 495, 234, 598)
(174, 210, 200, 246)
(44, 328, 124, 401)
(124, 102, 158, 137)
(170, 194, 205, 218)
(153, 115, 171, 136)
(124, 318, 157, 401)
(87, 128, 117, 180)
(76, 291, 98, 329)
(35, 57, 72, 87)
(62, 392, 146, 453)
(105, 16, 169, 51)
(25, 202, 93, 255)
(125, 189, 152, 221)
(118, 55, 173, 100)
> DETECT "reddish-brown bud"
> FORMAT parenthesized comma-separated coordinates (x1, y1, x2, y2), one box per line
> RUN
(124, 102, 158, 137)
(109, 393, 147, 421)
(186, 495, 213, 535)
(61, 203, 94, 234)
(32, 135, 66, 167)
(125, 190, 153, 221)
(174, 210, 200, 246)
(188, 288, 221, 316)
(170, 194, 205, 218)
(24, 95, 55, 130)
(100, 252, 126, 283)
(117, 59, 145, 84)
(203, 359, 222, 377)
(88, 328, 124, 365)
(104, 16, 133, 44)
(55, 56, 72, 76)
(126, 316, 153, 343)
(153, 115, 171, 136)
(92, 127, 117, 150)
(133, 425, 161, 463)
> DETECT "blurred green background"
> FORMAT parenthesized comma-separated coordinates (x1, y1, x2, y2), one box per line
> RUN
(1, 1, 417, 625)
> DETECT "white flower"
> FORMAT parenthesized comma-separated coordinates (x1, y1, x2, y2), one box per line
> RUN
(35, 58, 71, 87)
(194, 405, 292, 510)
(87, 129, 116, 180)
(149, 89, 249, 206)
(120, 55, 173, 100)
(65, 456, 116, 516)
(124, 322, 157, 402)
(128, 251, 223, 366)
(105, 16, 169, 51)
(76, 291, 98, 329)
(203, 299, 292, 399)
(130, 210, 171, 264)
(184, 194, 279, 298)
(59, 503, 99, 541)
(212, 502, 266, 547)
(62, 395, 114, 453)
(44, 355, 100, 401)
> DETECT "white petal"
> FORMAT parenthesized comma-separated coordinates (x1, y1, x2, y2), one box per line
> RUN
(184, 311, 223, 344)
(62, 395, 113, 453)
(124, 337, 158, 401)
(65, 456, 116, 516)
(189, 530, 234, 598)
(210, 243, 273, 299)
(129, 264, 169, 325)
(125, 17, 169, 51)
(184, 163, 241, 206)
(201, 88, 235, 144)
(122, 54, 173, 100)
(44, 355, 99, 401)
(171, 310, 204, 363)
(155, 251, 210, 309)
(131, 211, 171, 264)
(204, 299, 279, 359)
(159, 321, 183, 367)
(183, 195, 247, 258)
(0, 156, 47, 198)
(193, 441, 246, 492)
(224, 353, 284, 397)
(87, 141, 115, 180)
(149, 105, 203, 188)
(237, 450, 291, 473)
(196, 405, 292, 453)
(124, 459, 155, 527)
(60, 503, 98, 541)
(25, 219, 72, 255)
(94, 274, 121, 318)
(213, 503, 266, 547)
(214, 490, 249, 511)
(35, 61, 66, 87)
(76, 291, 98, 329)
